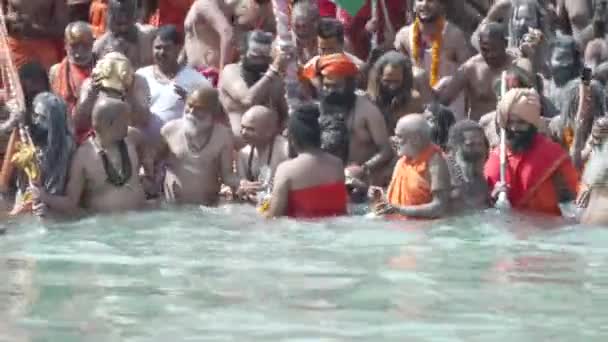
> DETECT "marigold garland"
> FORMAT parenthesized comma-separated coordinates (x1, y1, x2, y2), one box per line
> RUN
(411, 16, 445, 87)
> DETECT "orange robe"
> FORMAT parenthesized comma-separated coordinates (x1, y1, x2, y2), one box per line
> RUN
(89, 0, 108, 38)
(387, 144, 441, 211)
(7, 36, 61, 70)
(148, 0, 194, 34)
(485, 134, 579, 216)
(51, 58, 91, 143)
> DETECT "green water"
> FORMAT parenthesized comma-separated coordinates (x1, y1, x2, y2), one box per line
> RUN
(1, 205, 607, 341)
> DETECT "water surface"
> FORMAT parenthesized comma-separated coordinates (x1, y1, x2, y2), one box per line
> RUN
(0, 206, 606, 341)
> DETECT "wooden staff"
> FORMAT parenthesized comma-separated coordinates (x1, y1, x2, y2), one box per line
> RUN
(0, 3, 26, 193)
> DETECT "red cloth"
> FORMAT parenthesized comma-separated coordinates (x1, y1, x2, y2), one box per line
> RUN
(485, 134, 579, 215)
(148, 0, 194, 33)
(336, 0, 408, 60)
(287, 182, 348, 218)
(195, 66, 219, 87)
(318, 0, 337, 17)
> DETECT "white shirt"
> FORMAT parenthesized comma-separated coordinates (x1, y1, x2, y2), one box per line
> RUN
(136, 66, 211, 123)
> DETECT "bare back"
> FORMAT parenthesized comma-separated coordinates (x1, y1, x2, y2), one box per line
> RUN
(6, 0, 67, 38)
(279, 153, 344, 191)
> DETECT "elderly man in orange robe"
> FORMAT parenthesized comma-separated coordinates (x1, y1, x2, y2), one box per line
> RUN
(146, 0, 194, 34)
(485, 88, 580, 216)
(50, 22, 94, 119)
(374, 114, 451, 219)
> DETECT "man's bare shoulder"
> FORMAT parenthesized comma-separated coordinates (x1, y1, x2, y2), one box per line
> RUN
(479, 111, 495, 126)
(356, 94, 383, 118)
(161, 119, 183, 138)
(74, 139, 96, 164)
(212, 123, 233, 142)
(49, 63, 60, 84)
(445, 21, 467, 42)
(218, 63, 240, 85)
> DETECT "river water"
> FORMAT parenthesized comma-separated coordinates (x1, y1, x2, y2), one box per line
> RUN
(0, 205, 607, 341)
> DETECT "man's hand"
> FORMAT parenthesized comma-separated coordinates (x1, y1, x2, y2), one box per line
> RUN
(519, 28, 543, 58)
(235, 180, 264, 199)
(30, 185, 48, 217)
(365, 17, 379, 34)
(272, 48, 291, 74)
(491, 181, 509, 199)
(373, 201, 398, 215)
(174, 84, 188, 101)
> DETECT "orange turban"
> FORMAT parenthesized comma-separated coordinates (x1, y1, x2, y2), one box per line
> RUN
(299, 53, 359, 81)
(496, 88, 542, 129)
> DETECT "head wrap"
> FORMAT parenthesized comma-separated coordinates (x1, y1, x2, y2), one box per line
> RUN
(92, 52, 134, 94)
(496, 88, 542, 129)
(300, 53, 358, 81)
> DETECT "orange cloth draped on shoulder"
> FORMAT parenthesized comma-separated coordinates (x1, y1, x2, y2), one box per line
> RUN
(387, 144, 442, 212)
(484, 134, 580, 215)
(51, 58, 91, 115)
(148, 0, 194, 33)
(287, 182, 348, 218)
(299, 53, 359, 81)
(7, 36, 61, 70)
(90, 0, 108, 38)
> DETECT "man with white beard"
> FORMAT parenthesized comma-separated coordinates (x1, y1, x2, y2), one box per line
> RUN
(151, 86, 244, 206)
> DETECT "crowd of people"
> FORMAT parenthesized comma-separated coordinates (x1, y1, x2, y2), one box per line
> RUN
(0, 0, 607, 225)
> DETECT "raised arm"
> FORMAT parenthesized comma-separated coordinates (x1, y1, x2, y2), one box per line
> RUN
(74, 78, 97, 134)
(220, 63, 278, 109)
(363, 101, 394, 173)
(435, 62, 469, 107)
(185, 0, 235, 69)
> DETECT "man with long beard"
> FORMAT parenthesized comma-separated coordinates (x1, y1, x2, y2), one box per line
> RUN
(14, 93, 76, 217)
(445, 120, 490, 212)
(311, 53, 393, 187)
(485, 88, 579, 216)
(366, 51, 424, 132)
(394, 0, 471, 119)
(152, 87, 244, 206)
(49, 22, 95, 119)
(219, 30, 288, 146)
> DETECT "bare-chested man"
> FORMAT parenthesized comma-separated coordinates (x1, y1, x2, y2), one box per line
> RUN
(153, 87, 242, 206)
(92, 0, 156, 69)
(437, 22, 515, 121)
(49, 22, 94, 118)
(35, 98, 147, 214)
(310, 53, 393, 186)
(366, 51, 424, 132)
(184, 0, 275, 71)
(218, 30, 288, 145)
(75, 52, 151, 143)
(445, 120, 490, 212)
(3, 0, 68, 70)
(475, 0, 551, 76)
(237, 105, 289, 183)
(394, 0, 472, 119)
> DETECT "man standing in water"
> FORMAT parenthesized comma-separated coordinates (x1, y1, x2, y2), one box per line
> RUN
(375, 114, 451, 219)
(485, 88, 579, 216)
(237, 105, 289, 183)
(50, 22, 95, 118)
(153, 87, 242, 206)
(35, 98, 147, 214)
(312, 53, 393, 187)
(445, 120, 490, 212)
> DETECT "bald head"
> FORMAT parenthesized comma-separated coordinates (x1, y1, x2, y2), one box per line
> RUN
(479, 22, 507, 42)
(92, 97, 129, 140)
(65, 21, 94, 44)
(241, 106, 278, 145)
(186, 86, 220, 113)
(395, 114, 432, 157)
(65, 21, 94, 66)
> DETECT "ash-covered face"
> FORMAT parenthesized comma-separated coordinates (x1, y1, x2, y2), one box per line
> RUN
(550, 44, 578, 85)
(512, 3, 539, 44)
(415, 0, 442, 23)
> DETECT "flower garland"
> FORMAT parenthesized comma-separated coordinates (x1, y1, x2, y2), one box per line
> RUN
(411, 16, 445, 87)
